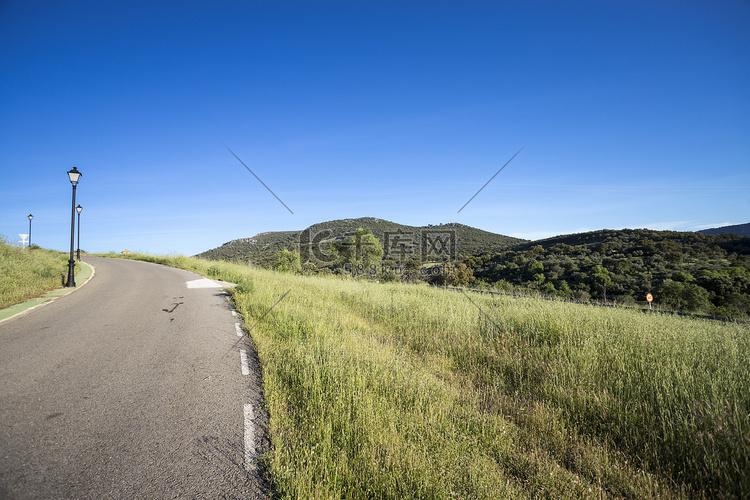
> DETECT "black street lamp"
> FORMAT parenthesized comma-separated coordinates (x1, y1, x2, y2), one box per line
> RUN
(27, 214, 33, 247)
(65, 167, 81, 287)
(76, 204, 82, 261)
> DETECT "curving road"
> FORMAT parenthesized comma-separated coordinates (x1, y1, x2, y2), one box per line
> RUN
(0, 257, 267, 499)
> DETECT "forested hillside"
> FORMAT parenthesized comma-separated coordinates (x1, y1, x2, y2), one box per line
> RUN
(196, 217, 525, 266)
(469, 229, 750, 317)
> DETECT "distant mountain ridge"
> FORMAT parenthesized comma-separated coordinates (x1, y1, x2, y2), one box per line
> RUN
(196, 218, 750, 269)
(195, 217, 526, 266)
(698, 222, 750, 238)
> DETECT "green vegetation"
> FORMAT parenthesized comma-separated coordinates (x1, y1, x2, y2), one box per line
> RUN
(272, 248, 302, 273)
(106, 252, 749, 498)
(331, 228, 385, 276)
(0, 239, 81, 309)
(471, 229, 750, 318)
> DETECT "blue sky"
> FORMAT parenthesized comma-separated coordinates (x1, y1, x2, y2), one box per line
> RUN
(1, 0, 748, 256)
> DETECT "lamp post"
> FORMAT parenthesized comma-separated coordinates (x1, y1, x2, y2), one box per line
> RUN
(76, 205, 82, 261)
(65, 167, 81, 287)
(27, 214, 33, 247)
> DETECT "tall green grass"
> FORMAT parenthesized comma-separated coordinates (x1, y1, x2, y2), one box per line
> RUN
(107, 254, 750, 498)
(0, 239, 73, 308)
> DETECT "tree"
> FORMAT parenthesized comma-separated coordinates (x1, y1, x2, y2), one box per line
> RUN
(671, 271, 693, 283)
(402, 257, 422, 283)
(590, 265, 613, 301)
(657, 280, 711, 313)
(332, 228, 384, 276)
(556, 279, 572, 298)
(525, 259, 545, 284)
(272, 249, 301, 273)
(446, 263, 474, 287)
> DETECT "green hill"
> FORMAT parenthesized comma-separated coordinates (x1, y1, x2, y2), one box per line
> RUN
(195, 217, 525, 266)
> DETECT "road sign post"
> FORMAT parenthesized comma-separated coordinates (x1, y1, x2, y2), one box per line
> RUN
(646, 293, 653, 310)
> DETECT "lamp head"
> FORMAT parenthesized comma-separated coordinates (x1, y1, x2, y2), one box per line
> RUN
(28, 214, 33, 221)
(67, 167, 82, 185)
(76, 205, 82, 214)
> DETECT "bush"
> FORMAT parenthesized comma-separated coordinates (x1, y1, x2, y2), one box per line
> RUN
(657, 279, 712, 313)
(0, 240, 70, 308)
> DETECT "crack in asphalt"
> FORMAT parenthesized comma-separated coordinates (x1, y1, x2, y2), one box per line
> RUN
(162, 302, 184, 314)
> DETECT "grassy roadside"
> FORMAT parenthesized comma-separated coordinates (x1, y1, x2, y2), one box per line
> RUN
(0, 239, 85, 309)
(102, 253, 750, 498)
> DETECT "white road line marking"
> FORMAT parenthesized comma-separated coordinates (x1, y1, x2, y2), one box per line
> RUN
(244, 403, 255, 471)
(240, 349, 250, 376)
(232, 310, 238, 317)
(235, 323, 243, 337)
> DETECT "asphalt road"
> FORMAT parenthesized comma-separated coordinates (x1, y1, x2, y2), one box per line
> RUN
(0, 257, 267, 499)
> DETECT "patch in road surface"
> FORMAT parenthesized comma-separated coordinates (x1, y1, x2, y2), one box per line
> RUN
(244, 404, 256, 471)
(186, 278, 226, 288)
